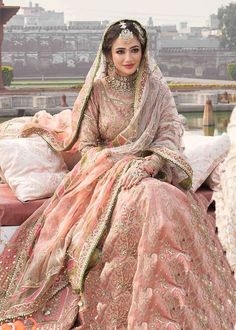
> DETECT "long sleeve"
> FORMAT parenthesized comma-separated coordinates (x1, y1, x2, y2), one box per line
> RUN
(151, 85, 183, 153)
(144, 84, 191, 187)
(78, 86, 100, 156)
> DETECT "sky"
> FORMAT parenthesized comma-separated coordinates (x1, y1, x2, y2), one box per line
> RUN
(5, 0, 234, 26)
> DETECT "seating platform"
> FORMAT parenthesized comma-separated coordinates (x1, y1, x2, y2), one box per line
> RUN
(0, 183, 46, 227)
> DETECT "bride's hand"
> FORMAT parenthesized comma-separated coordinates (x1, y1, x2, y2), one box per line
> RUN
(121, 162, 149, 190)
(142, 154, 164, 177)
(120, 155, 164, 190)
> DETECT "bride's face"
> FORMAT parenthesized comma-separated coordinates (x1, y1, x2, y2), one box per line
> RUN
(111, 36, 142, 77)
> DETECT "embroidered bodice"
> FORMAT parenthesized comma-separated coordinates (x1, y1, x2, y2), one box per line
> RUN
(79, 76, 136, 153)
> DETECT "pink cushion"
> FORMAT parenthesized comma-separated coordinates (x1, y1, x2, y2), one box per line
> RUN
(0, 184, 46, 226)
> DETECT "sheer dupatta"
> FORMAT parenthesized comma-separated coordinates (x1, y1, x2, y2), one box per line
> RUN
(0, 20, 192, 323)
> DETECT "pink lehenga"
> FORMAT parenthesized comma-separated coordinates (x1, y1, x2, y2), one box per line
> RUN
(0, 21, 236, 329)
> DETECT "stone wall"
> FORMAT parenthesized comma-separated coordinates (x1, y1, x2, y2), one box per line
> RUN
(2, 26, 236, 79)
(158, 48, 236, 79)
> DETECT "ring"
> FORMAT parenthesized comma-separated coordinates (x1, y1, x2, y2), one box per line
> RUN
(131, 169, 147, 178)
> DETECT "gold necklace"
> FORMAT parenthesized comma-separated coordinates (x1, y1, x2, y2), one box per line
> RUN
(105, 72, 137, 94)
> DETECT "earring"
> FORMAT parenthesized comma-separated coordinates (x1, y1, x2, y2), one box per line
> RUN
(107, 60, 115, 74)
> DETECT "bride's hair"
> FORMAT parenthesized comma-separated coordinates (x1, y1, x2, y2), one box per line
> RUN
(102, 19, 147, 57)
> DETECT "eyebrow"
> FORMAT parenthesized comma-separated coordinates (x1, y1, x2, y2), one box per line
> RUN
(114, 45, 140, 50)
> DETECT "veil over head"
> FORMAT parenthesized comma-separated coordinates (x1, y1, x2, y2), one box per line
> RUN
(21, 19, 149, 151)
(21, 19, 192, 187)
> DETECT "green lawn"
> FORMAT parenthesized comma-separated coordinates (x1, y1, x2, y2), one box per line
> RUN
(10, 78, 84, 89)
(8, 78, 236, 91)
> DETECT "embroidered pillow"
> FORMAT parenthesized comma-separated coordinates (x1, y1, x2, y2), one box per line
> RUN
(183, 133, 230, 192)
(0, 136, 68, 202)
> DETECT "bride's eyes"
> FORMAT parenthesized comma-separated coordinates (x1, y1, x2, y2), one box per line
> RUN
(116, 48, 140, 55)
(116, 49, 125, 54)
(131, 47, 140, 53)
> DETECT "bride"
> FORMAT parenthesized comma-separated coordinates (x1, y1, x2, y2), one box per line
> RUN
(0, 19, 235, 329)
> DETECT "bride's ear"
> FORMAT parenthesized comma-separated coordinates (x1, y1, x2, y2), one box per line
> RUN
(106, 55, 115, 73)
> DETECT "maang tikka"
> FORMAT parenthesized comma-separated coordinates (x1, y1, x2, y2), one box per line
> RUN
(119, 21, 133, 41)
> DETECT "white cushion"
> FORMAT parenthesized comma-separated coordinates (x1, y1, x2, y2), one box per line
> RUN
(227, 106, 236, 146)
(0, 136, 68, 202)
(183, 133, 230, 191)
(0, 226, 18, 254)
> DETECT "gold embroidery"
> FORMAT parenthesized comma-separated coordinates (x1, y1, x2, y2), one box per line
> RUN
(68, 162, 131, 291)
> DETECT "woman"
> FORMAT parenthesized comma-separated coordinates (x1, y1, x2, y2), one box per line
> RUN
(0, 20, 235, 329)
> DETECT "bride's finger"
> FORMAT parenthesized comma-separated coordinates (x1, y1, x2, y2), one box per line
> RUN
(123, 173, 133, 189)
(142, 164, 153, 175)
(123, 174, 134, 189)
(128, 178, 144, 189)
(120, 174, 126, 186)
(126, 175, 143, 189)
(121, 171, 131, 186)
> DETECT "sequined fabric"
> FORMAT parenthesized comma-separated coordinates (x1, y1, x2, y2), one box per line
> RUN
(0, 19, 235, 329)
(79, 78, 135, 148)
(78, 180, 236, 330)
(0, 75, 236, 330)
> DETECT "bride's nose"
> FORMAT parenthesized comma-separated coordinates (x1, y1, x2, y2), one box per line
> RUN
(124, 51, 133, 62)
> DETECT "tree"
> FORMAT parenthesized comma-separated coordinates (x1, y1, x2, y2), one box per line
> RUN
(227, 63, 236, 80)
(218, 2, 236, 49)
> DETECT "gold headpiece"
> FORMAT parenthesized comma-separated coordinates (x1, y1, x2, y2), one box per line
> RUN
(133, 22, 145, 44)
(119, 21, 134, 41)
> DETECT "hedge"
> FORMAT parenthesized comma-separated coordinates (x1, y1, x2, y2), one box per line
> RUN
(1, 65, 13, 86)
(227, 63, 236, 81)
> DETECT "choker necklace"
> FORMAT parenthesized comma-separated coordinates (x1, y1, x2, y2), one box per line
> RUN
(105, 72, 137, 94)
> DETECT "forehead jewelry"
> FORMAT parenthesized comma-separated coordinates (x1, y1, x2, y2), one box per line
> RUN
(119, 21, 134, 41)
(119, 29, 134, 41)
(119, 21, 127, 29)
